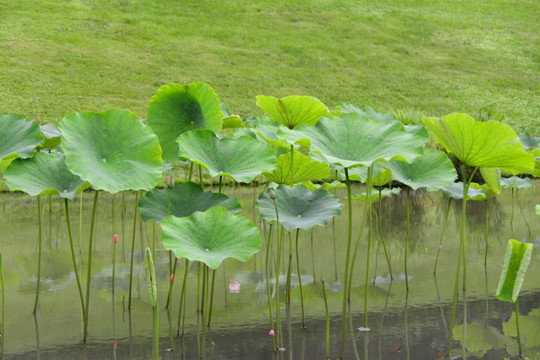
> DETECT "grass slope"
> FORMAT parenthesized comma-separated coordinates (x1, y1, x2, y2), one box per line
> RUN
(0, 0, 538, 134)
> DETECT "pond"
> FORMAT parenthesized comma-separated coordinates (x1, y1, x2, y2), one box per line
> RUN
(0, 182, 539, 359)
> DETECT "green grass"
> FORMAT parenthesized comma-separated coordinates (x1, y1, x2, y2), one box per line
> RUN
(0, 0, 538, 134)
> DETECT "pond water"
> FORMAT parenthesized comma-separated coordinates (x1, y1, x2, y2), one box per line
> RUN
(0, 182, 539, 359)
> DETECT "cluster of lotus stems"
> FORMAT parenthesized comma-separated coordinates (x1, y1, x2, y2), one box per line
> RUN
(0, 82, 538, 359)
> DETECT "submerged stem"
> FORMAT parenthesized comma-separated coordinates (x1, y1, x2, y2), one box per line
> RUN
(265, 224, 276, 350)
(0, 253, 4, 360)
(321, 277, 329, 360)
(377, 188, 392, 279)
(83, 190, 99, 342)
(295, 229, 305, 328)
(364, 166, 374, 325)
(515, 299, 522, 357)
(128, 191, 139, 310)
(405, 187, 410, 292)
(177, 259, 190, 335)
(33, 195, 43, 314)
(434, 197, 452, 275)
(272, 195, 282, 351)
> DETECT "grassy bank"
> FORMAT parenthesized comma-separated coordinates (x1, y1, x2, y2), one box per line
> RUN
(0, 0, 538, 134)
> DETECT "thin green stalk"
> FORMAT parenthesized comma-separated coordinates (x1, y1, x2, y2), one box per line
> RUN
(166, 257, 177, 309)
(218, 175, 222, 194)
(197, 262, 201, 312)
(339, 167, 353, 360)
(377, 188, 392, 279)
(363, 166, 373, 326)
(433, 197, 452, 275)
(510, 188, 515, 225)
(152, 222, 156, 261)
(153, 300, 159, 360)
(484, 200, 489, 324)
(64, 199, 86, 325)
(289, 145, 294, 186)
(321, 276, 329, 360)
(264, 223, 276, 350)
(199, 164, 203, 189)
(200, 265, 209, 358)
(168, 273, 174, 350)
(286, 231, 292, 304)
(294, 229, 305, 328)
(347, 190, 369, 301)
(207, 269, 216, 326)
(272, 194, 282, 351)
(177, 259, 189, 335)
(83, 190, 99, 342)
(128, 191, 139, 310)
(515, 300, 523, 357)
(187, 162, 193, 182)
(1, 253, 5, 360)
(48, 194, 52, 250)
(201, 262, 207, 314)
(33, 195, 43, 314)
(405, 187, 410, 292)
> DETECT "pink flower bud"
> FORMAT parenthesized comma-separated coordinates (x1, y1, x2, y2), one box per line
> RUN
(114, 234, 118, 243)
(170, 273, 174, 281)
(35, 115, 41, 124)
(269, 329, 275, 336)
(113, 338, 117, 349)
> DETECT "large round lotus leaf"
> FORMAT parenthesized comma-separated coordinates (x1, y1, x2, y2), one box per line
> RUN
(442, 182, 486, 200)
(177, 129, 276, 183)
(256, 95, 329, 130)
(348, 165, 393, 187)
(262, 150, 330, 185)
(59, 109, 163, 193)
(160, 207, 261, 270)
(503, 308, 540, 348)
(381, 149, 457, 191)
(5, 151, 87, 199)
(286, 112, 424, 169)
(300, 180, 345, 192)
(256, 184, 342, 232)
(138, 182, 241, 224)
(0, 114, 43, 170)
(146, 83, 223, 162)
(422, 113, 535, 173)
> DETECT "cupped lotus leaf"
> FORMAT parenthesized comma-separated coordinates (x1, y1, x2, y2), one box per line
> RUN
(422, 113, 535, 173)
(442, 182, 486, 200)
(289, 113, 425, 169)
(256, 95, 329, 130)
(501, 176, 532, 190)
(352, 188, 401, 204)
(262, 150, 330, 185)
(5, 151, 87, 199)
(453, 322, 511, 353)
(518, 132, 540, 150)
(470, 183, 496, 201)
(222, 115, 244, 129)
(38, 123, 62, 150)
(503, 308, 540, 348)
(146, 83, 223, 161)
(495, 239, 533, 303)
(256, 185, 342, 231)
(381, 149, 457, 191)
(301, 180, 345, 192)
(246, 117, 290, 149)
(177, 129, 276, 183)
(59, 109, 163, 193)
(348, 165, 393, 187)
(160, 207, 261, 270)
(138, 182, 241, 224)
(479, 167, 501, 194)
(0, 114, 43, 170)
(338, 103, 396, 122)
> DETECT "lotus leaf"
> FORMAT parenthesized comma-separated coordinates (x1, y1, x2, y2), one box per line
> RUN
(348, 165, 392, 187)
(138, 182, 241, 223)
(518, 132, 540, 150)
(59, 109, 162, 193)
(160, 207, 261, 269)
(0, 114, 43, 170)
(501, 176, 532, 190)
(503, 308, 540, 348)
(479, 167, 501, 194)
(256, 95, 328, 129)
(495, 239, 532, 303)
(288, 113, 425, 168)
(5, 151, 87, 199)
(381, 149, 457, 191)
(262, 150, 330, 185)
(338, 103, 395, 122)
(301, 180, 345, 192)
(537, 204, 540, 215)
(177, 129, 276, 183)
(453, 322, 511, 353)
(422, 113, 535, 173)
(146, 82, 223, 161)
(442, 182, 486, 200)
(256, 185, 342, 231)
(352, 188, 401, 204)
(222, 115, 244, 129)
(38, 123, 62, 150)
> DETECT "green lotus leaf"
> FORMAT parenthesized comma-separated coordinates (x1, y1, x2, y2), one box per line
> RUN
(146, 82, 223, 162)
(177, 129, 276, 183)
(470, 183, 497, 201)
(288, 113, 425, 169)
(537, 204, 540, 215)
(160, 207, 261, 270)
(501, 176, 533, 190)
(442, 182, 486, 200)
(246, 118, 289, 149)
(37, 123, 62, 150)
(300, 180, 345, 192)
(518, 132, 540, 150)
(262, 150, 330, 185)
(338, 103, 396, 122)
(479, 167, 501, 194)
(453, 322, 511, 353)
(348, 165, 393, 187)
(404, 125, 429, 142)
(495, 239, 533, 303)
(256, 184, 342, 231)
(222, 115, 244, 129)
(503, 308, 540, 348)
(381, 149, 457, 191)
(138, 182, 241, 224)
(59, 109, 163, 193)
(256, 95, 329, 130)
(352, 187, 401, 204)
(5, 151, 87, 199)
(0, 114, 43, 170)
(422, 113, 535, 173)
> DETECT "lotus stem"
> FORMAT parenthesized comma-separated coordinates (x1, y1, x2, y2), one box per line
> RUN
(377, 188, 392, 279)
(33, 195, 43, 314)
(310, 229, 316, 284)
(347, 190, 369, 301)
(294, 229, 305, 328)
(286, 231, 292, 304)
(187, 162, 193, 182)
(484, 200, 489, 324)
(321, 276, 329, 360)
(154, 298, 159, 360)
(83, 190, 99, 342)
(199, 164, 203, 189)
(64, 199, 86, 325)
(510, 188, 515, 226)
(264, 223, 276, 350)
(200, 265, 210, 358)
(197, 263, 201, 312)
(165, 257, 177, 309)
(339, 167, 353, 360)
(1, 253, 5, 360)
(207, 269, 216, 326)
(48, 194, 52, 250)
(112, 196, 117, 295)
(363, 165, 374, 326)
(218, 175, 222, 194)
(289, 145, 294, 186)
(405, 187, 410, 292)
(177, 259, 189, 335)
(271, 194, 282, 351)
(515, 299, 523, 357)
(128, 191, 139, 310)
(433, 197, 452, 275)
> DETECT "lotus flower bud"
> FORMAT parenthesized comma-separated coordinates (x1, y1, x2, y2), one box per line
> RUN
(170, 273, 174, 281)
(167, 175, 174, 189)
(114, 234, 118, 243)
(268, 189, 276, 200)
(269, 329, 275, 336)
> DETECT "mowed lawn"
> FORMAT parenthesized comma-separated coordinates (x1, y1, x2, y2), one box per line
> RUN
(0, 0, 538, 134)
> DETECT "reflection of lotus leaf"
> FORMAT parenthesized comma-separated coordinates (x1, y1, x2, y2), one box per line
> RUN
(453, 322, 511, 353)
(503, 308, 540, 348)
